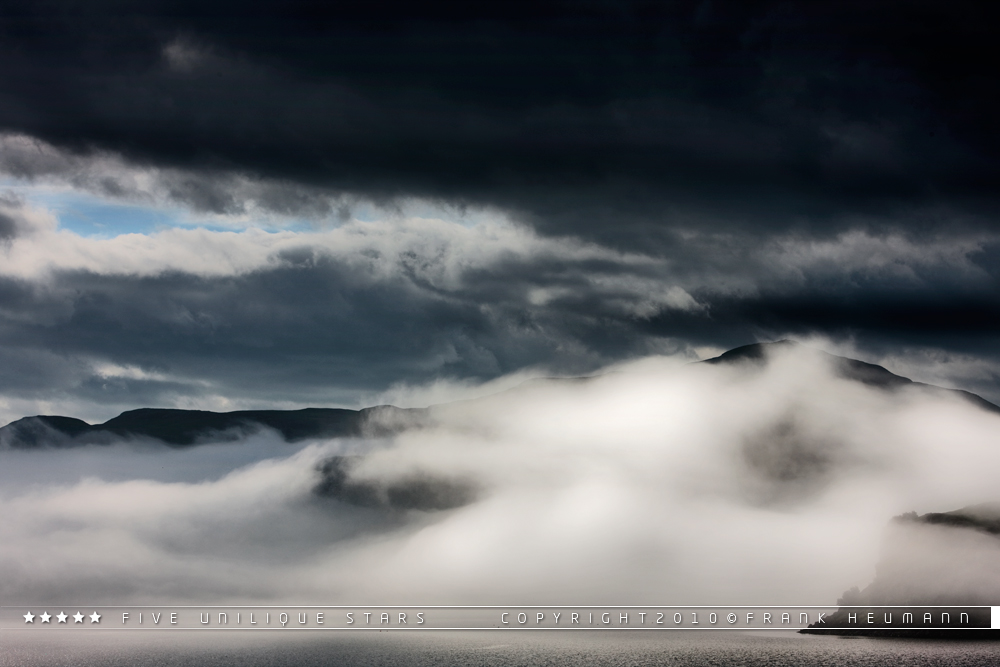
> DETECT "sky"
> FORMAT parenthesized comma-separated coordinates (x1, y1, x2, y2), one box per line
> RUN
(0, 0, 999, 423)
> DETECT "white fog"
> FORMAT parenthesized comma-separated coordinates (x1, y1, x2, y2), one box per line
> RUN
(2, 344, 999, 607)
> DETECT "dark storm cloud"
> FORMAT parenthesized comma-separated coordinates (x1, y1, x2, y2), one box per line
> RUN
(0, 192, 25, 240)
(0, 211, 997, 413)
(0, 252, 677, 409)
(1, 1, 998, 243)
(0, 212, 17, 241)
(643, 289, 1000, 361)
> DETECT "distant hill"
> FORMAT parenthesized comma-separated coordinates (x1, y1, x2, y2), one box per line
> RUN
(2, 341, 997, 449)
(703, 341, 1000, 415)
(0, 405, 421, 449)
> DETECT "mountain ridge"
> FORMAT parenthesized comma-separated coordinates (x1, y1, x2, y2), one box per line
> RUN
(2, 341, 997, 449)
(0, 405, 420, 449)
(704, 341, 1000, 415)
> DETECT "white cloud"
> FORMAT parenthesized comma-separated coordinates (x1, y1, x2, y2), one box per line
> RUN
(764, 228, 993, 286)
(0, 198, 703, 319)
(162, 39, 209, 72)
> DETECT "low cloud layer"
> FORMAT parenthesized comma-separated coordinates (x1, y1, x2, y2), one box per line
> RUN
(2, 345, 998, 606)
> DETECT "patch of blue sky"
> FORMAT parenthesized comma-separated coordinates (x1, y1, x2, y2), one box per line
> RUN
(1, 177, 506, 236)
(2, 183, 287, 237)
(35, 191, 181, 237)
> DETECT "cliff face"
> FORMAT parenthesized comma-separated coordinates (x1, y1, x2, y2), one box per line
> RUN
(839, 504, 1000, 607)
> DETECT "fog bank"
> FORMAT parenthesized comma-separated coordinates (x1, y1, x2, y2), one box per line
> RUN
(2, 345, 999, 606)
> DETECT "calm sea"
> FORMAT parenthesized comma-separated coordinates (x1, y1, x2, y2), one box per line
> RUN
(1, 631, 997, 666)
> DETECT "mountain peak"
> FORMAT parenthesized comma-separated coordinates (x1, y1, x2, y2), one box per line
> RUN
(702, 340, 1000, 414)
(705, 340, 911, 388)
(701, 340, 800, 366)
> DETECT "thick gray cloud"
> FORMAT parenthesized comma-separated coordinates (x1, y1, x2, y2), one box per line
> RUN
(0, 1, 998, 247)
(0, 192, 26, 241)
(0, 212, 17, 241)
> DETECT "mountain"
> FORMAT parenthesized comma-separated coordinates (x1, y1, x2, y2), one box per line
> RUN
(0, 405, 420, 448)
(2, 341, 997, 449)
(703, 341, 1000, 415)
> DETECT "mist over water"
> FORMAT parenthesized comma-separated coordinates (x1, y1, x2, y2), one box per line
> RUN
(2, 345, 999, 606)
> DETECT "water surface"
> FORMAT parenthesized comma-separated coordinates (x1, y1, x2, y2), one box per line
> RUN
(2, 630, 997, 666)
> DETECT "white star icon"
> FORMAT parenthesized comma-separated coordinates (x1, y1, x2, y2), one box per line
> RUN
(73, 612, 84, 623)
(23, 611, 34, 623)
(89, 611, 101, 623)
(56, 612, 68, 623)
(40, 612, 51, 623)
